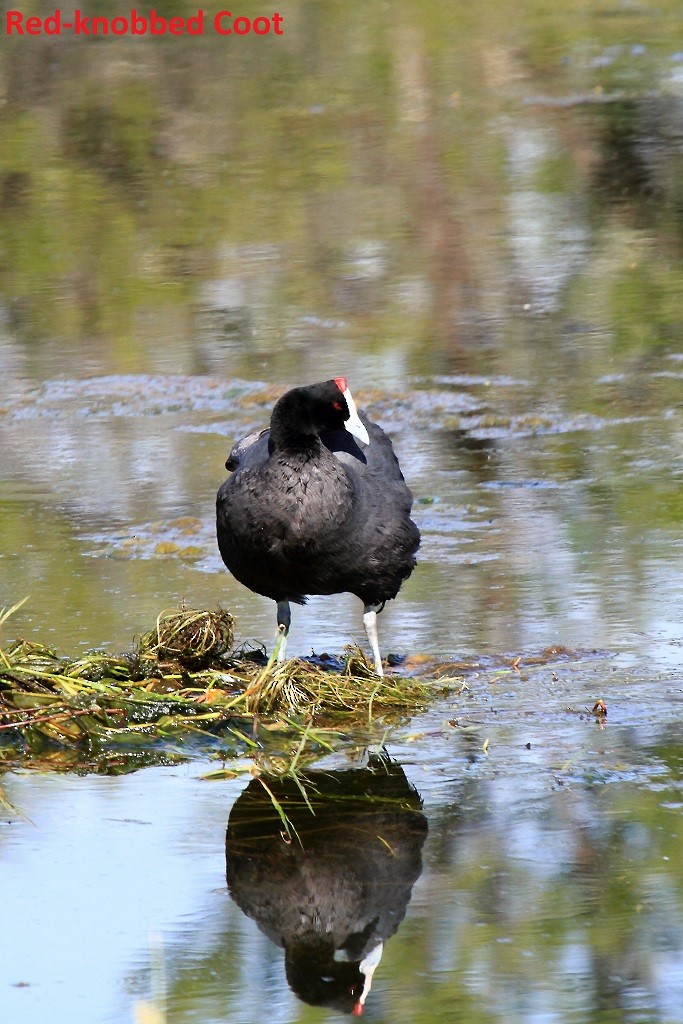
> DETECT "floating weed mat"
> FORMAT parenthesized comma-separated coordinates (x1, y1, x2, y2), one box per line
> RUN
(241, 648, 444, 718)
(0, 608, 462, 772)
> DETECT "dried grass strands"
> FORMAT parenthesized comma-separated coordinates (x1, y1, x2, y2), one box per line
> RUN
(0, 606, 463, 767)
(139, 608, 234, 665)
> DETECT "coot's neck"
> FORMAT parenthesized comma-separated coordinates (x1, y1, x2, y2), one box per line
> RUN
(270, 390, 324, 455)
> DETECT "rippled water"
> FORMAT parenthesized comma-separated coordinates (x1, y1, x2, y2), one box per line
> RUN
(1, 1, 683, 1021)
(3, 680, 683, 1024)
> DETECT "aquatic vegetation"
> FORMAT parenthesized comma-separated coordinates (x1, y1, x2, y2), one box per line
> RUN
(0, 607, 461, 773)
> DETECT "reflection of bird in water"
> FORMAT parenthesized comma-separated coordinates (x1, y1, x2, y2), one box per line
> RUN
(226, 755, 427, 1015)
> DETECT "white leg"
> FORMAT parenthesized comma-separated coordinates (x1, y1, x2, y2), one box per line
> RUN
(363, 604, 383, 676)
(276, 600, 291, 663)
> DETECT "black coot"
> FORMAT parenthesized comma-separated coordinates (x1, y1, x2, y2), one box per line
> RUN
(216, 377, 420, 674)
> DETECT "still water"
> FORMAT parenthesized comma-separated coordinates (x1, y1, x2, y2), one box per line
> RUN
(1, 0, 682, 1021)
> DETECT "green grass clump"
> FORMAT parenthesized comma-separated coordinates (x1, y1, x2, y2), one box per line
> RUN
(0, 606, 461, 771)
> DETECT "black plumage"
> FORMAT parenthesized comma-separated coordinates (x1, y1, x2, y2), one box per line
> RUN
(226, 756, 428, 1013)
(216, 378, 420, 673)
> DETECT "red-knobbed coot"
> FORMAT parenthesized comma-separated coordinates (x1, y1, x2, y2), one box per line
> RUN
(216, 378, 420, 675)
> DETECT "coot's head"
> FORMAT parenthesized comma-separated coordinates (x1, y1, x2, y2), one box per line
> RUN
(284, 946, 365, 1013)
(284, 936, 382, 1014)
(270, 378, 370, 450)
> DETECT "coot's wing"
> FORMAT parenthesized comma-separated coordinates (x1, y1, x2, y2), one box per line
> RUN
(319, 416, 408, 489)
(319, 427, 368, 467)
(225, 428, 271, 471)
(360, 414, 409, 485)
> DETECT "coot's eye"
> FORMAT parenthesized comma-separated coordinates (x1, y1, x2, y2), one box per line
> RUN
(332, 401, 343, 411)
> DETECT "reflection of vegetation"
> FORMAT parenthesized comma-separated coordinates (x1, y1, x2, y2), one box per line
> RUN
(0, 0, 682, 370)
(390, 782, 682, 1023)
(62, 82, 164, 189)
(123, 774, 683, 1023)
